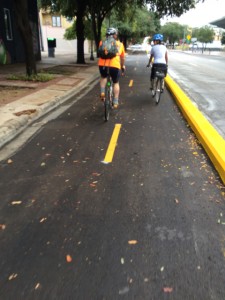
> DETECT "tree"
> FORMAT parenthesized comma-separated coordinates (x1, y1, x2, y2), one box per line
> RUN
(110, 6, 160, 48)
(13, 0, 37, 76)
(161, 22, 185, 47)
(193, 26, 214, 52)
(147, 0, 204, 18)
(39, 0, 205, 64)
(40, 0, 89, 64)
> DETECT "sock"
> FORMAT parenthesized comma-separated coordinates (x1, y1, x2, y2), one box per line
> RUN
(101, 88, 105, 94)
(113, 98, 118, 104)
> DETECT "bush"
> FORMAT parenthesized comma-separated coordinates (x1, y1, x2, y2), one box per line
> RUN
(7, 73, 54, 82)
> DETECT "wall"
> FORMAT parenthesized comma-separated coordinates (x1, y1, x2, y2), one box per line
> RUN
(39, 10, 88, 54)
(0, 0, 41, 64)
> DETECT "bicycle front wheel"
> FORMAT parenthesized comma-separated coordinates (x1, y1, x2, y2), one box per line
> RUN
(104, 97, 110, 121)
(155, 78, 162, 105)
(104, 86, 112, 121)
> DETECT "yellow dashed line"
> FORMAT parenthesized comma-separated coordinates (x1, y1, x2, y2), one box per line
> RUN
(102, 124, 122, 164)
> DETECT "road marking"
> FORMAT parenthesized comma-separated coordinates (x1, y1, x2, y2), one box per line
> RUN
(129, 80, 133, 87)
(102, 124, 122, 164)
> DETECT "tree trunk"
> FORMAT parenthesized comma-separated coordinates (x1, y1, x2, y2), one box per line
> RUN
(76, 4, 86, 64)
(13, 0, 37, 76)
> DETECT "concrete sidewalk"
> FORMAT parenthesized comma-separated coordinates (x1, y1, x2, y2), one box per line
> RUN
(0, 51, 99, 149)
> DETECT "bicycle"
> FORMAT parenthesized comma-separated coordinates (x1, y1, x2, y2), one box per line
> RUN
(104, 67, 113, 121)
(150, 65, 166, 105)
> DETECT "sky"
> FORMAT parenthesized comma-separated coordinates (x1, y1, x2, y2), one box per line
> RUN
(161, 0, 225, 28)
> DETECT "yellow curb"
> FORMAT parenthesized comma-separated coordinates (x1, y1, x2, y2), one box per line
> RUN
(165, 74, 225, 185)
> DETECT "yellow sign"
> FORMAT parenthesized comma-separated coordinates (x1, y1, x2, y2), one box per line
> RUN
(187, 34, 191, 40)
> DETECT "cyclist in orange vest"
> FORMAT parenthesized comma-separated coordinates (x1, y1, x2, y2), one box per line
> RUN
(98, 28, 125, 108)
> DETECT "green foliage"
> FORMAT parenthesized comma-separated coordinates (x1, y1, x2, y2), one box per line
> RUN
(147, 0, 203, 18)
(64, 19, 94, 40)
(193, 26, 214, 44)
(161, 22, 185, 44)
(7, 73, 54, 82)
(109, 6, 159, 43)
(64, 21, 77, 40)
(38, 0, 206, 62)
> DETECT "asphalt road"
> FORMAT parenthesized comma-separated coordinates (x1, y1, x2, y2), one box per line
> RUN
(1, 54, 225, 299)
(168, 51, 225, 139)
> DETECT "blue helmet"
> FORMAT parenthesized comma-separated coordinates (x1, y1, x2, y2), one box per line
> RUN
(153, 34, 163, 41)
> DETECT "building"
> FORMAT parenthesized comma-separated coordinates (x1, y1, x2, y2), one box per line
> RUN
(0, 0, 41, 64)
(210, 16, 225, 29)
(39, 9, 89, 54)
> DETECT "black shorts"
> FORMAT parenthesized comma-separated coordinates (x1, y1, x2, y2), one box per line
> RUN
(99, 66, 121, 83)
(151, 63, 167, 79)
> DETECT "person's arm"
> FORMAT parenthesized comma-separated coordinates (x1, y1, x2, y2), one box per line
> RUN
(147, 54, 153, 67)
(120, 43, 125, 73)
(165, 50, 168, 65)
(120, 55, 125, 69)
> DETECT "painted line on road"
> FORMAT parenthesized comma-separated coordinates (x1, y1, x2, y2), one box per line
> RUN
(129, 80, 133, 87)
(165, 75, 225, 185)
(102, 124, 122, 164)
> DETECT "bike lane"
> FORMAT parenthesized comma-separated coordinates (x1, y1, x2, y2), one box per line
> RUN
(0, 54, 225, 299)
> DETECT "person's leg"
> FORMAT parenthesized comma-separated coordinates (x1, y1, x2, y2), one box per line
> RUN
(99, 66, 107, 100)
(110, 68, 120, 108)
(112, 82, 120, 108)
(150, 65, 156, 89)
(100, 77, 107, 99)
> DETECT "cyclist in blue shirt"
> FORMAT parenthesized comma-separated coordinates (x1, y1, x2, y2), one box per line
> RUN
(147, 34, 168, 92)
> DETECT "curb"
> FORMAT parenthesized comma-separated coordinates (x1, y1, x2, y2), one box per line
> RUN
(0, 72, 99, 150)
(165, 74, 225, 185)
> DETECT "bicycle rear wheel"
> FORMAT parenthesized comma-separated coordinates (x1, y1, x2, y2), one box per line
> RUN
(104, 84, 112, 121)
(155, 78, 162, 104)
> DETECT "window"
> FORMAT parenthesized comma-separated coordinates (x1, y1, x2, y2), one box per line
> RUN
(52, 16, 61, 27)
(4, 8, 13, 40)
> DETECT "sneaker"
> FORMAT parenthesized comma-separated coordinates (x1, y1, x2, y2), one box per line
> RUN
(113, 100, 119, 109)
(100, 92, 105, 101)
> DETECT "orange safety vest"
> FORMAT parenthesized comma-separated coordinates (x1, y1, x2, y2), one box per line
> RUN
(98, 40, 125, 69)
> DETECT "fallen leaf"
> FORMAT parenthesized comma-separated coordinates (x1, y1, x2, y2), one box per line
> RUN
(40, 218, 47, 223)
(175, 198, 179, 204)
(7, 159, 13, 164)
(92, 173, 101, 176)
(121, 258, 125, 264)
(163, 287, 173, 293)
(8, 273, 18, 280)
(66, 255, 72, 263)
(128, 240, 138, 245)
(11, 201, 22, 205)
(35, 283, 41, 290)
(0, 224, 6, 230)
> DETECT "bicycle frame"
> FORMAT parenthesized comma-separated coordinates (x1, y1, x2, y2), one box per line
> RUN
(104, 69, 113, 121)
(151, 67, 165, 105)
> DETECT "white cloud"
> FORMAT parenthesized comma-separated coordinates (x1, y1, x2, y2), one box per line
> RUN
(161, 0, 225, 28)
